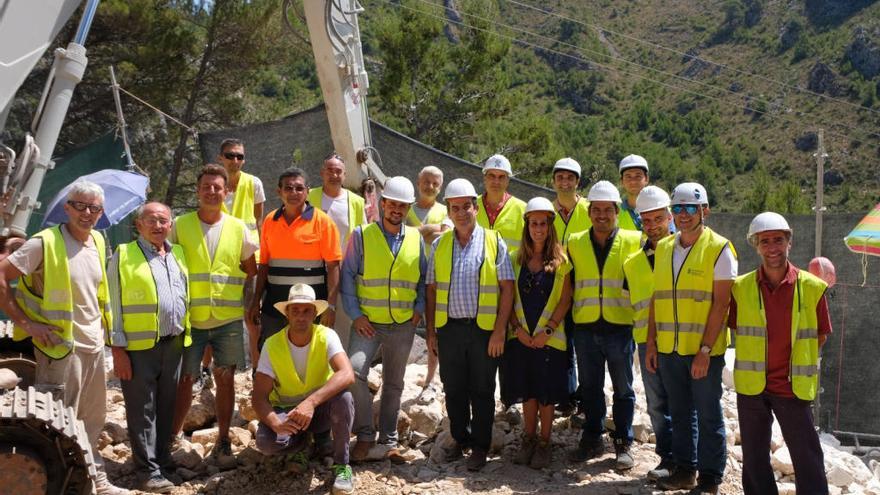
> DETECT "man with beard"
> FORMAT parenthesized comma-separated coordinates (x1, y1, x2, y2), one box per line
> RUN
(342, 177, 427, 464)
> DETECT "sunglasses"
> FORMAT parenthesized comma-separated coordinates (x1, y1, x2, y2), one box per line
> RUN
(223, 152, 245, 161)
(671, 204, 700, 216)
(67, 200, 104, 214)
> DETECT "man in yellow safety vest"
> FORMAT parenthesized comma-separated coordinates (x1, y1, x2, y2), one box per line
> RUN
(729, 212, 831, 495)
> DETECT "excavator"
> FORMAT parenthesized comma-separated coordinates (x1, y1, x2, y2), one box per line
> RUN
(0, 1, 380, 493)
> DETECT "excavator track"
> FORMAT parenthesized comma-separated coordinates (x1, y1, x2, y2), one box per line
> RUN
(0, 386, 96, 494)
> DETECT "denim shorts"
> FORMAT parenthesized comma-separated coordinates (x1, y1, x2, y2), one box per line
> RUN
(182, 320, 246, 377)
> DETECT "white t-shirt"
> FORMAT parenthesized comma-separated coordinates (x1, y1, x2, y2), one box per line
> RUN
(224, 175, 266, 211)
(256, 327, 344, 383)
(322, 191, 351, 252)
(671, 232, 738, 282)
(8, 225, 105, 353)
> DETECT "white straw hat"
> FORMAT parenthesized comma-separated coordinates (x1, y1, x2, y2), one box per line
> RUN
(273, 283, 329, 316)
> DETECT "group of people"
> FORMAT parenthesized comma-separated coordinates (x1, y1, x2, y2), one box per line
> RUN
(1, 138, 832, 495)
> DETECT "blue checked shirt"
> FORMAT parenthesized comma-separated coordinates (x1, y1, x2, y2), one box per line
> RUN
(427, 225, 514, 319)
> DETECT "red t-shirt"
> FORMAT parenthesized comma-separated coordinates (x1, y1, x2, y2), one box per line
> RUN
(728, 263, 832, 398)
(483, 192, 511, 226)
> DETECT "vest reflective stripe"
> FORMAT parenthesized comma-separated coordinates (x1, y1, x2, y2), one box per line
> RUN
(731, 269, 825, 400)
(623, 250, 654, 343)
(308, 187, 365, 237)
(115, 241, 192, 351)
(653, 227, 732, 356)
(356, 223, 421, 324)
(267, 258, 327, 286)
(175, 212, 246, 324)
(568, 229, 641, 325)
(13, 227, 111, 359)
(553, 198, 592, 245)
(509, 256, 569, 351)
(433, 229, 500, 331)
(477, 195, 526, 251)
(266, 324, 334, 407)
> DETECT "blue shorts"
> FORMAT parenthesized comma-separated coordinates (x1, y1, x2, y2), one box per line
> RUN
(182, 320, 246, 377)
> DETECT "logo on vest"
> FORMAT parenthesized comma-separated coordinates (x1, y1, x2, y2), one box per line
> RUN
(686, 268, 705, 277)
(129, 289, 146, 301)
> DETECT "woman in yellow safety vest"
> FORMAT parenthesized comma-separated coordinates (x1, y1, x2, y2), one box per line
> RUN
(502, 197, 573, 469)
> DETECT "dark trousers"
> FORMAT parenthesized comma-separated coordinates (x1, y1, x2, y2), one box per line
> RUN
(573, 326, 636, 445)
(255, 391, 354, 465)
(121, 334, 184, 479)
(659, 353, 726, 484)
(738, 393, 829, 495)
(437, 318, 500, 452)
(638, 343, 673, 461)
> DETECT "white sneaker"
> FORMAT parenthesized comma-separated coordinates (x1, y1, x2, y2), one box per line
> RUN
(94, 477, 132, 495)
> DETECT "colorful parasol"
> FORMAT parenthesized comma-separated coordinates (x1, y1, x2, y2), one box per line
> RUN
(844, 202, 880, 257)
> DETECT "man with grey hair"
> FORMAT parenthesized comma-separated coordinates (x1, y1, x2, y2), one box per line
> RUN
(407, 165, 451, 404)
(0, 180, 131, 494)
(107, 202, 189, 493)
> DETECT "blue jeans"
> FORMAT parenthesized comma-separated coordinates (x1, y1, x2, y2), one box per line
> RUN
(183, 321, 245, 377)
(658, 353, 726, 483)
(637, 343, 674, 462)
(573, 327, 635, 445)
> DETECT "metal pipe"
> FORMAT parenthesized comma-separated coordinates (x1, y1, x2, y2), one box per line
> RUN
(74, 0, 102, 45)
(832, 430, 880, 442)
(109, 66, 135, 170)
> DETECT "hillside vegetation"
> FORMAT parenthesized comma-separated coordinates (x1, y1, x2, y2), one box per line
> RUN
(5, 0, 879, 212)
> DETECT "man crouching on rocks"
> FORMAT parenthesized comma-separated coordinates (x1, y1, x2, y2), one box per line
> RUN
(252, 283, 356, 494)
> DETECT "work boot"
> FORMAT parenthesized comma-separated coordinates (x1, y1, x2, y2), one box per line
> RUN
(210, 437, 232, 458)
(657, 466, 697, 491)
(647, 459, 676, 482)
(350, 440, 374, 463)
(514, 434, 537, 465)
(443, 442, 465, 462)
(140, 475, 174, 494)
(567, 437, 605, 463)
(689, 478, 720, 494)
(613, 439, 635, 471)
(466, 448, 488, 471)
(331, 464, 355, 494)
(530, 438, 551, 469)
(417, 383, 440, 405)
(94, 476, 132, 495)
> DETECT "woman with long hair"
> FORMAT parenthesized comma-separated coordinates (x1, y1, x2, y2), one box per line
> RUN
(502, 197, 573, 469)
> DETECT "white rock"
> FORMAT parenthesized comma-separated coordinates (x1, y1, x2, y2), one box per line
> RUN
(0, 368, 21, 389)
(820, 433, 842, 449)
(407, 403, 444, 437)
(777, 482, 796, 495)
(827, 466, 855, 487)
(771, 446, 795, 476)
(192, 426, 220, 446)
(730, 445, 743, 462)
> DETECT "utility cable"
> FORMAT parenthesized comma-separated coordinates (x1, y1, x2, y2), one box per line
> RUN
(116, 86, 197, 135)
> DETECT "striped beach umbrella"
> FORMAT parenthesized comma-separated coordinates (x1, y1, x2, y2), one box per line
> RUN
(845, 202, 880, 256)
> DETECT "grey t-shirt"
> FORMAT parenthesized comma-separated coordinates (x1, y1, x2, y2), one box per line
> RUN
(8, 225, 105, 353)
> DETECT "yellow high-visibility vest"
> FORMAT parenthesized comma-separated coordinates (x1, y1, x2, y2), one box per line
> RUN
(618, 205, 640, 231)
(114, 241, 192, 350)
(510, 255, 570, 351)
(433, 228, 500, 331)
(174, 212, 247, 324)
(223, 172, 258, 238)
(266, 324, 334, 407)
(477, 195, 526, 252)
(569, 229, 642, 325)
(653, 228, 733, 356)
(13, 226, 112, 359)
(356, 223, 421, 324)
(623, 249, 653, 344)
(554, 198, 592, 245)
(308, 187, 366, 238)
(731, 269, 825, 400)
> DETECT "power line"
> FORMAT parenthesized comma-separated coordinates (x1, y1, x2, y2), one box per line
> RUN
(506, 0, 880, 118)
(377, 0, 880, 142)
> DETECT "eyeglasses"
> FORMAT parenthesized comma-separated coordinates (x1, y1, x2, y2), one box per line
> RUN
(671, 204, 700, 216)
(67, 200, 104, 214)
(223, 152, 245, 161)
(140, 216, 171, 227)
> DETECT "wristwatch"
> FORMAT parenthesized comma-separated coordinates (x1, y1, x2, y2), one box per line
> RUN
(544, 327, 554, 336)
(699, 344, 712, 355)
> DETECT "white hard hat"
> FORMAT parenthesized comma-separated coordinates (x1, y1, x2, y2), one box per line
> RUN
(523, 197, 555, 219)
(670, 182, 709, 205)
(619, 154, 649, 174)
(483, 154, 513, 176)
(552, 157, 581, 178)
(381, 176, 416, 203)
(747, 211, 791, 246)
(586, 180, 622, 203)
(443, 178, 478, 201)
(635, 185, 670, 214)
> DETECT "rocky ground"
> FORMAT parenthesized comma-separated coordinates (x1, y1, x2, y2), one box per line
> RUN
(92, 339, 880, 495)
